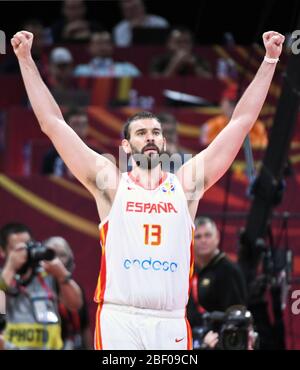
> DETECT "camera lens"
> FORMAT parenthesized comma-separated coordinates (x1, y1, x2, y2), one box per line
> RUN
(221, 329, 248, 350)
(31, 247, 55, 262)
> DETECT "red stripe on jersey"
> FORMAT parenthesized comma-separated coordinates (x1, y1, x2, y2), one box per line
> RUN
(188, 227, 195, 297)
(185, 317, 193, 350)
(94, 303, 103, 350)
(94, 220, 109, 303)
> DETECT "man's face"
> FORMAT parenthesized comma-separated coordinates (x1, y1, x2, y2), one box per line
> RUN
(63, 0, 86, 21)
(68, 114, 88, 139)
(123, 119, 165, 169)
(121, 0, 145, 20)
(51, 62, 73, 84)
(4, 232, 31, 257)
(89, 32, 113, 58)
(194, 222, 219, 260)
(167, 30, 193, 53)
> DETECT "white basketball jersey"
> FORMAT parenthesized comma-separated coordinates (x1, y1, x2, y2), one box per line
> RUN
(94, 172, 194, 311)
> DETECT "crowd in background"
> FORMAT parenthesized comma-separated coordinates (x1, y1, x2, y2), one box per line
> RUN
(0, 0, 289, 350)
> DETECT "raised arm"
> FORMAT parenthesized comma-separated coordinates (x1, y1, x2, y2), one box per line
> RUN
(11, 31, 119, 199)
(178, 31, 285, 200)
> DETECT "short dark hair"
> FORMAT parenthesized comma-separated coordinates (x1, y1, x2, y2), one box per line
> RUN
(64, 107, 86, 123)
(194, 217, 217, 231)
(167, 26, 195, 44)
(0, 223, 32, 251)
(123, 111, 161, 140)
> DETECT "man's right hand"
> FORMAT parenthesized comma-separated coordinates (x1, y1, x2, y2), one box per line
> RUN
(203, 330, 219, 349)
(11, 31, 33, 60)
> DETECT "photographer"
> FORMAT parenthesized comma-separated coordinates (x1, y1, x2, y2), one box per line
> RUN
(199, 306, 258, 350)
(0, 223, 82, 349)
(44, 236, 93, 350)
(187, 217, 248, 349)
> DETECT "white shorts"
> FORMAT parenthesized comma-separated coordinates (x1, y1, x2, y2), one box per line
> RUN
(94, 303, 192, 350)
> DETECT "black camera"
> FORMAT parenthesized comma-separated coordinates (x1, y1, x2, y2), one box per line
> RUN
(0, 314, 6, 332)
(17, 241, 56, 275)
(193, 306, 258, 350)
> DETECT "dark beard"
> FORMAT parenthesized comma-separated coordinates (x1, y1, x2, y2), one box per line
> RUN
(130, 143, 164, 170)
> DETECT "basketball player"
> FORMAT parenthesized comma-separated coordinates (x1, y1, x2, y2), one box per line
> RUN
(11, 30, 284, 349)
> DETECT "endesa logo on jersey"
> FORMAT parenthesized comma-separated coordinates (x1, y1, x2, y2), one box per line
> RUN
(123, 257, 178, 272)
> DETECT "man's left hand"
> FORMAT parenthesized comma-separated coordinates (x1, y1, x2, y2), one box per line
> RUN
(41, 258, 69, 282)
(263, 31, 285, 59)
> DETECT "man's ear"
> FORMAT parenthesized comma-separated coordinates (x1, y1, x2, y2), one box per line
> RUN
(122, 139, 131, 154)
(163, 137, 167, 152)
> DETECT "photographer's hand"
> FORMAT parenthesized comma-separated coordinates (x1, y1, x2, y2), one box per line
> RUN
(41, 258, 83, 311)
(203, 331, 219, 349)
(41, 257, 69, 282)
(1, 243, 27, 287)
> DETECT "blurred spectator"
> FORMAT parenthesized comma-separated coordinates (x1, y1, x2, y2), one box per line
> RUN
(157, 112, 186, 173)
(216, 57, 238, 81)
(113, 0, 169, 47)
(187, 217, 247, 349)
(200, 83, 268, 149)
(74, 31, 141, 77)
(150, 27, 212, 77)
(51, 0, 102, 43)
(42, 107, 98, 177)
(223, 32, 236, 47)
(0, 223, 82, 350)
(48, 47, 90, 107)
(0, 19, 48, 75)
(44, 237, 93, 350)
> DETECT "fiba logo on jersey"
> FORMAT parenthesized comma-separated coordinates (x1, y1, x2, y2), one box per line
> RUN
(0, 291, 5, 314)
(0, 31, 6, 54)
(161, 180, 175, 195)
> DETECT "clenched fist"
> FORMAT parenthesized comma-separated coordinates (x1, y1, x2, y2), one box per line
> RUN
(263, 31, 285, 59)
(11, 31, 33, 60)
